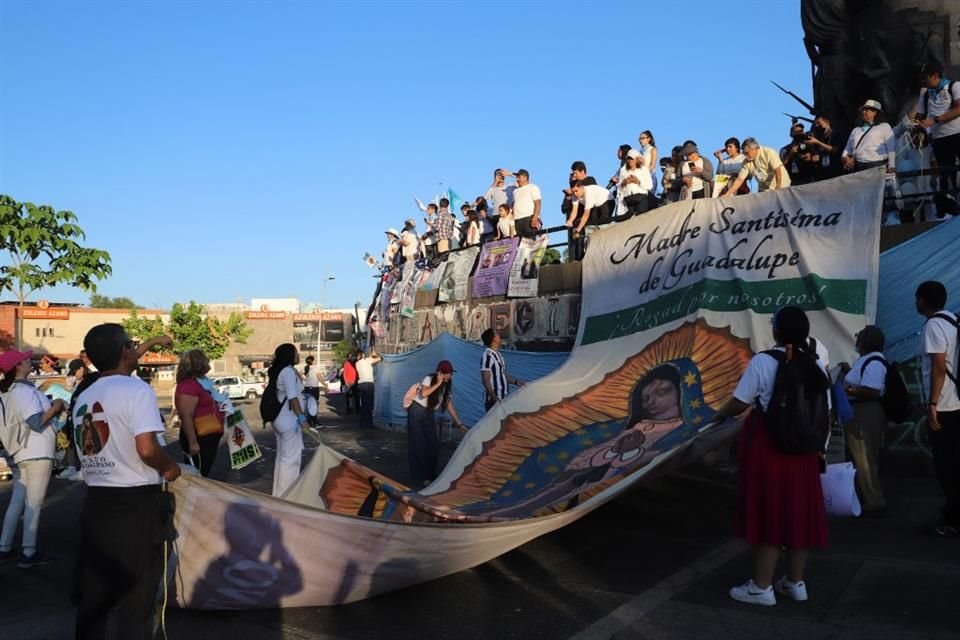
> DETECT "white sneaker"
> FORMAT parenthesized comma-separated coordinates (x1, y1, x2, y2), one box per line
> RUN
(774, 576, 808, 601)
(729, 579, 776, 606)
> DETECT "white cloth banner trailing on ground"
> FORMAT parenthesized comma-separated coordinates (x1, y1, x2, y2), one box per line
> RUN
(169, 170, 883, 609)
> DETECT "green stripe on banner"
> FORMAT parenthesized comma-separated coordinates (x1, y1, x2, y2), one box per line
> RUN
(581, 275, 865, 345)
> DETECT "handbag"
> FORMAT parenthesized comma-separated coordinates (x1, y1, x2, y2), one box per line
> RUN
(193, 411, 224, 437)
(820, 462, 862, 517)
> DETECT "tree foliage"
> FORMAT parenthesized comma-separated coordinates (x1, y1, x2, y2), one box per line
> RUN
(90, 294, 141, 309)
(332, 339, 355, 366)
(542, 247, 561, 265)
(121, 302, 252, 360)
(121, 309, 166, 344)
(168, 302, 252, 359)
(0, 195, 112, 348)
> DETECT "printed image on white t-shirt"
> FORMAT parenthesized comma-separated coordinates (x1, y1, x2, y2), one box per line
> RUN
(73, 375, 165, 487)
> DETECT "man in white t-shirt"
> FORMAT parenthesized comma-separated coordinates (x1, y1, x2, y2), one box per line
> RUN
(910, 62, 960, 214)
(72, 323, 181, 638)
(354, 351, 382, 428)
(510, 168, 542, 238)
(915, 280, 960, 537)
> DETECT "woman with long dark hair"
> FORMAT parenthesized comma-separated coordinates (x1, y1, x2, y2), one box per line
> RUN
(268, 343, 306, 496)
(711, 306, 830, 606)
(406, 360, 467, 488)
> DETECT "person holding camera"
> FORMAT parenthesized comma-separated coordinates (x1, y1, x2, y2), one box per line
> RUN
(780, 123, 818, 185)
(841, 99, 895, 174)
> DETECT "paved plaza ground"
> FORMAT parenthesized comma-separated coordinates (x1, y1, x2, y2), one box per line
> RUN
(1, 395, 958, 640)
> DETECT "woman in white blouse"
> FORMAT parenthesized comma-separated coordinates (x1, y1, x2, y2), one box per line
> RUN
(267, 343, 308, 497)
(618, 149, 654, 217)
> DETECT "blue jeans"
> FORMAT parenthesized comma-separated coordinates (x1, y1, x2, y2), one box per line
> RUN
(0, 458, 53, 555)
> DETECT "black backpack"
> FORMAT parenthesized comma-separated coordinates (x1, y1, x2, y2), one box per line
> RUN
(259, 373, 286, 423)
(760, 349, 831, 455)
(858, 356, 912, 423)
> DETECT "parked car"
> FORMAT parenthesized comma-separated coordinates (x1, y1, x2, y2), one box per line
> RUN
(212, 376, 266, 400)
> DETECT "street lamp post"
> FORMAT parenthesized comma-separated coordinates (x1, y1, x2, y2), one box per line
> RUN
(317, 275, 335, 359)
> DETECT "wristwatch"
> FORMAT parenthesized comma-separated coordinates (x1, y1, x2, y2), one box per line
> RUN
(934, 116, 941, 124)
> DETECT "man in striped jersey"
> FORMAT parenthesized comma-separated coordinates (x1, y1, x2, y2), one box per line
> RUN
(480, 328, 525, 412)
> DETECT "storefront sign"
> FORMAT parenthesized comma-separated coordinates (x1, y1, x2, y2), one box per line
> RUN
(22, 308, 70, 320)
(245, 311, 287, 320)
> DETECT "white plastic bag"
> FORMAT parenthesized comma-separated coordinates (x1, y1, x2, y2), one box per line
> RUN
(820, 462, 862, 517)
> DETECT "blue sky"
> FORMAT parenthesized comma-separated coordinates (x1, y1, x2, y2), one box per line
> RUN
(0, 0, 811, 311)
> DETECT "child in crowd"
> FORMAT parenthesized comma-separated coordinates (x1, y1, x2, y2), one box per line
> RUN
(464, 209, 481, 246)
(496, 204, 516, 240)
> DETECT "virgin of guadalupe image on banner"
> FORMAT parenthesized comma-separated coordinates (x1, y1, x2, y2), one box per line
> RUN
(388, 319, 753, 520)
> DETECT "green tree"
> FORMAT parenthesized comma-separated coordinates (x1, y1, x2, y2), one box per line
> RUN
(90, 294, 142, 309)
(0, 195, 112, 348)
(542, 247, 561, 265)
(168, 302, 252, 359)
(121, 309, 167, 344)
(331, 339, 356, 366)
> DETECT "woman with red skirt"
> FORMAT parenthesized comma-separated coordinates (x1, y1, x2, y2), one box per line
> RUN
(711, 306, 829, 606)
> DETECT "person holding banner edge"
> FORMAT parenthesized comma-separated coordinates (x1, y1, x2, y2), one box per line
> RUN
(710, 306, 829, 606)
(480, 328, 525, 412)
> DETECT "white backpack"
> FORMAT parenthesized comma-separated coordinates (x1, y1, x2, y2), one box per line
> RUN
(0, 391, 30, 458)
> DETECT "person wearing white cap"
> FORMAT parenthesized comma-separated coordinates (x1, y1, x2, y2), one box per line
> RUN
(400, 218, 421, 264)
(841, 99, 896, 173)
(0, 349, 66, 568)
(382, 228, 401, 267)
(617, 149, 653, 217)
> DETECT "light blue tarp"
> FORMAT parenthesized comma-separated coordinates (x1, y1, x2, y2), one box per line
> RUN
(373, 332, 569, 427)
(879, 217, 960, 362)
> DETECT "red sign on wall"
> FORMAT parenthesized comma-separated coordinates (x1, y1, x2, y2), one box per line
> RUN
(22, 308, 70, 320)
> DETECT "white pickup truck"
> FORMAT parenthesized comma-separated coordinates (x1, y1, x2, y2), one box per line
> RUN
(213, 376, 265, 400)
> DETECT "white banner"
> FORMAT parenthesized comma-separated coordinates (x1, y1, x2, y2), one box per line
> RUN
(579, 169, 883, 360)
(170, 171, 883, 609)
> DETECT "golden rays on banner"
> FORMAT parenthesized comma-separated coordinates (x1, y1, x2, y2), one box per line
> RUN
(317, 318, 753, 520)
